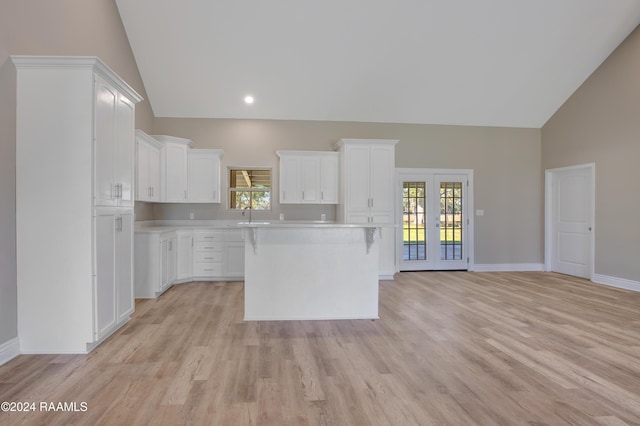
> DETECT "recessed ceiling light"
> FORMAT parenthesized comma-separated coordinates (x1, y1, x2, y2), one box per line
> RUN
(244, 95, 254, 104)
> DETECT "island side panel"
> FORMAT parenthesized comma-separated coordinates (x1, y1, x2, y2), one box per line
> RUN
(243, 227, 379, 320)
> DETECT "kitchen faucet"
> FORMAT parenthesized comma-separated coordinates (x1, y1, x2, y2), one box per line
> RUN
(242, 205, 252, 223)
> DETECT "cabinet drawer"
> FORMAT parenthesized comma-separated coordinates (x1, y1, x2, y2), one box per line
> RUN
(195, 251, 223, 263)
(195, 232, 222, 242)
(194, 263, 223, 277)
(195, 241, 222, 252)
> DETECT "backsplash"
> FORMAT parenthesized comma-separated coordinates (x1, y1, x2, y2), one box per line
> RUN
(140, 202, 336, 222)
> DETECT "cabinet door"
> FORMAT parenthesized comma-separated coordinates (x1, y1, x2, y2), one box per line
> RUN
(344, 145, 371, 214)
(369, 144, 395, 222)
(320, 155, 339, 204)
(114, 94, 135, 206)
(300, 156, 320, 203)
(95, 77, 117, 207)
(161, 238, 171, 289)
(136, 140, 150, 202)
(148, 145, 161, 201)
(224, 242, 245, 277)
(279, 156, 300, 203)
(164, 143, 189, 202)
(116, 210, 134, 322)
(95, 210, 116, 339)
(136, 137, 162, 202)
(188, 151, 221, 203)
(168, 236, 177, 283)
(177, 231, 194, 280)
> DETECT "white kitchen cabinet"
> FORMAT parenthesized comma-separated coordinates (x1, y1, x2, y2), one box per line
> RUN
(13, 56, 141, 353)
(223, 229, 245, 278)
(156, 135, 194, 202)
(188, 149, 223, 203)
(135, 130, 162, 202)
(193, 231, 223, 278)
(135, 230, 177, 298)
(319, 154, 339, 204)
(95, 208, 134, 339)
(161, 232, 178, 291)
(176, 230, 194, 280)
(277, 151, 339, 204)
(95, 210, 117, 339)
(94, 75, 136, 207)
(335, 139, 397, 224)
(135, 226, 245, 297)
(115, 211, 135, 323)
(335, 139, 398, 279)
(278, 154, 302, 203)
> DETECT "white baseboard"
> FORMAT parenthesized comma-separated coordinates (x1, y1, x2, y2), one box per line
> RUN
(593, 274, 640, 293)
(471, 263, 544, 272)
(0, 337, 20, 366)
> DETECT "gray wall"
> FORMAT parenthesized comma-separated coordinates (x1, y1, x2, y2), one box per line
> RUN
(542, 26, 640, 282)
(153, 118, 543, 265)
(0, 0, 153, 349)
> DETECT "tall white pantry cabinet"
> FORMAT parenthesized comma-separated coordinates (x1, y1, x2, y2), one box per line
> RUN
(335, 139, 399, 279)
(13, 56, 142, 353)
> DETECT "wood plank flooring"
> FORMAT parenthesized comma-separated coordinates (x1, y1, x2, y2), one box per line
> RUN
(1, 272, 640, 425)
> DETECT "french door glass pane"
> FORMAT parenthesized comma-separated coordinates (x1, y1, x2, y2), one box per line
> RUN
(440, 182, 463, 260)
(403, 182, 426, 261)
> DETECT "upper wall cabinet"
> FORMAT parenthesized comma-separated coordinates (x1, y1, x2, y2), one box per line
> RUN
(188, 149, 223, 203)
(276, 151, 339, 204)
(135, 130, 163, 202)
(135, 134, 223, 203)
(155, 135, 194, 203)
(93, 75, 137, 207)
(334, 139, 398, 224)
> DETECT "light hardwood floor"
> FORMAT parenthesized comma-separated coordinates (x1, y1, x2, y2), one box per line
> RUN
(1, 272, 640, 425)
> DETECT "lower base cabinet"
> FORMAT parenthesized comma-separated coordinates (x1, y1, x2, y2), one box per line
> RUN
(135, 227, 245, 298)
(223, 239, 245, 278)
(176, 230, 194, 280)
(161, 232, 177, 291)
(94, 208, 135, 345)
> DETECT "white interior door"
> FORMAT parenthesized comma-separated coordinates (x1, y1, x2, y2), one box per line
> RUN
(399, 170, 470, 271)
(547, 165, 593, 278)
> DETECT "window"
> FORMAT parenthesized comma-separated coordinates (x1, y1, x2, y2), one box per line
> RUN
(228, 168, 271, 210)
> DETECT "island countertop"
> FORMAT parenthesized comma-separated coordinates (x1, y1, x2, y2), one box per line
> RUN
(235, 221, 385, 228)
(135, 220, 392, 233)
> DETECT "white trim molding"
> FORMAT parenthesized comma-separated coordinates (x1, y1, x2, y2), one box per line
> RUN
(593, 274, 640, 293)
(472, 263, 544, 272)
(0, 337, 20, 366)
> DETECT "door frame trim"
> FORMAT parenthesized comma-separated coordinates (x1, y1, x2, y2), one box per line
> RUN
(396, 168, 474, 271)
(544, 163, 595, 279)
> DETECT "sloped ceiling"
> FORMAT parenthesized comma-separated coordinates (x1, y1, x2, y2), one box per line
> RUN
(116, 0, 640, 128)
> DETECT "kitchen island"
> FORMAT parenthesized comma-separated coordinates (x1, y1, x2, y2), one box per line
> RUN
(241, 222, 381, 321)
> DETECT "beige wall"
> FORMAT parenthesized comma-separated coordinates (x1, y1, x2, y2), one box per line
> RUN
(154, 118, 543, 265)
(542, 26, 640, 282)
(0, 6, 17, 346)
(0, 0, 153, 347)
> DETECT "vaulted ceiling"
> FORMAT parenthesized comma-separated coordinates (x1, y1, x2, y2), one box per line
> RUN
(116, 1, 640, 128)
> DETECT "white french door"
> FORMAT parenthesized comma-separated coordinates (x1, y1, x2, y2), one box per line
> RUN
(398, 170, 472, 271)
